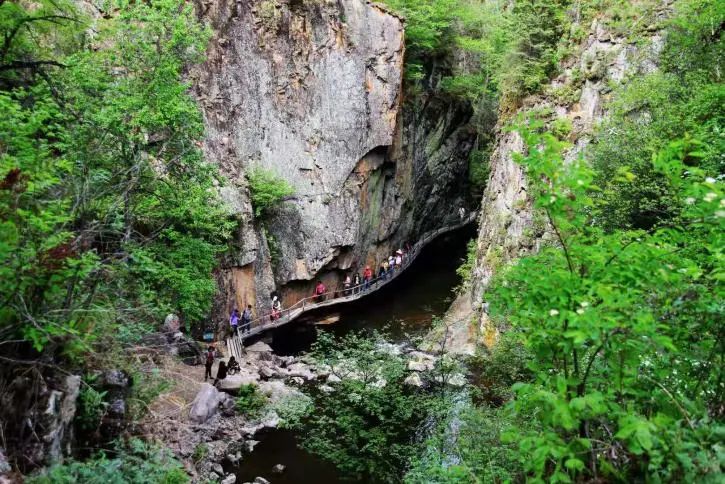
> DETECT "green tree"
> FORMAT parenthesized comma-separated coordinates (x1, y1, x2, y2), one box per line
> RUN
(291, 331, 445, 482)
(488, 118, 723, 481)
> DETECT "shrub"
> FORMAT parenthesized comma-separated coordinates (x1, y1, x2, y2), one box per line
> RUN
(235, 384, 267, 418)
(247, 167, 294, 218)
(28, 438, 188, 484)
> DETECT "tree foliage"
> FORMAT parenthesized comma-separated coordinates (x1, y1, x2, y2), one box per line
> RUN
(0, 0, 236, 355)
(290, 331, 446, 482)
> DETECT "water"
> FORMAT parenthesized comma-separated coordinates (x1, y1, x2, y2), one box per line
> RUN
(230, 225, 475, 483)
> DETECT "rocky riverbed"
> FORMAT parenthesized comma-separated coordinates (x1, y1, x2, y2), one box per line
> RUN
(141, 336, 460, 484)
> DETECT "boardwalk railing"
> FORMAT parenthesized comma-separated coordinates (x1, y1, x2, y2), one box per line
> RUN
(225, 212, 477, 359)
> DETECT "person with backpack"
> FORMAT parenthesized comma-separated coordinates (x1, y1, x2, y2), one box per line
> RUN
(271, 296, 282, 321)
(343, 274, 352, 295)
(229, 308, 240, 336)
(314, 280, 327, 302)
(241, 304, 252, 333)
(213, 360, 227, 387)
(204, 346, 215, 382)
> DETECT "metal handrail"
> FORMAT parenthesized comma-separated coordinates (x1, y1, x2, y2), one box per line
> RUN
(227, 212, 477, 345)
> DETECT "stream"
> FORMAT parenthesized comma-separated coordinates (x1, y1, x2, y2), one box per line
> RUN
(230, 225, 476, 483)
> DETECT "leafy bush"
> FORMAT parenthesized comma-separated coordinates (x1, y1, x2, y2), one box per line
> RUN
(467, 149, 491, 201)
(487, 118, 723, 482)
(406, 406, 524, 483)
(454, 239, 478, 294)
(28, 438, 188, 484)
(76, 382, 108, 433)
(247, 167, 294, 218)
(235, 384, 267, 419)
(292, 331, 446, 482)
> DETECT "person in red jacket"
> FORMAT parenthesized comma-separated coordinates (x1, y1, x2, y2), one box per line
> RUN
(362, 265, 373, 291)
(314, 280, 327, 302)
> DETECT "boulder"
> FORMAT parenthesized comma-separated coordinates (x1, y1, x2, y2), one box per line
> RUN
(244, 440, 260, 452)
(258, 366, 276, 379)
(172, 332, 203, 365)
(326, 374, 341, 384)
(189, 384, 226, 424)
(404, 373, 423, 387)
(217, 373, 260, 392)
(286, 363, 315, 380)
(407, 360, 429, 372)
(0, 448, 10, 474)
(212, 463, 224, 476)
(162, 313, 181, 333)
(246, 342, 273, 353)
(99, 369, 131, 388)
(257, 380, 304, 404)
(272, 464, 286, 474)
(221, 475, 237, 484)
(253, 477, 270, 484)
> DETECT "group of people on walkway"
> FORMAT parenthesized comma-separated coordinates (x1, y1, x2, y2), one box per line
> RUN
(225, 245, 412, 338)
(342, 246, 409, 295)
(229, 305, 253, 336)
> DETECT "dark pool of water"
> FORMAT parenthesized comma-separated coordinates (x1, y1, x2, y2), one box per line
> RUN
(225, 429, 342, 484)
(231, 225, 476, 483)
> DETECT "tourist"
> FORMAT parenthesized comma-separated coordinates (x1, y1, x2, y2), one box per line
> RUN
(229, 308, 240, 336)
(395, 250, 403, 269)
(271, 295, 282, 321)
(204, 346, 214, 381)
(241, 304, 252, 333)
(353, 272, 361, 294)
(343, 274, 352, 295)
(213, 360, 227, 387)
(388, 255, 395, 276)
(379, 261, 387, 281)
(227, 355, 240, 375)
(314, 280, 327, 302)
(363, 265, 373, 290)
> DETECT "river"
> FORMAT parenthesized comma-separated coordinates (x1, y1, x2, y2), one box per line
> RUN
(228, 225, 475, 483)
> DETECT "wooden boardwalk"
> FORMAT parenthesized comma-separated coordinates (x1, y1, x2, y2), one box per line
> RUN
(226, 212, 477, 360)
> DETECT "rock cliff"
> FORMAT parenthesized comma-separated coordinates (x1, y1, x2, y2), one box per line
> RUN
(193, 0, 475, 330)
(439, 12, 669, 353)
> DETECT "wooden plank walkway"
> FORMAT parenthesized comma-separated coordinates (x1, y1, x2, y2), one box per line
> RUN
(226, 212, 477, 359)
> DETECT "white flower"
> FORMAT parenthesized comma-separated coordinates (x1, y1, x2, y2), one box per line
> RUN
(549, 309, 559, 316)
(685, 197, 696, 205)
(549, 196, 557, 204)
(580, 301, 589, 307)
(576, 309, 585, 315)
(704, 192, 717, 202)
(705, 177, 716, 184)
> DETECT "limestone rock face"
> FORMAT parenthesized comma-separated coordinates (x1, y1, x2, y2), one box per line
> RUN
(462, 18, 667, 348)
(194, 0, 475, 331)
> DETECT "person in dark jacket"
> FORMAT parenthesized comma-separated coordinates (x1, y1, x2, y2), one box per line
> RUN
(204, 346, 215, 381)
(213, 360, 227, 387)
(227, 356, 240, 375)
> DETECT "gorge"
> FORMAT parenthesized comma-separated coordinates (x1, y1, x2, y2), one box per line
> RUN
(0, 0, 722, 482)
